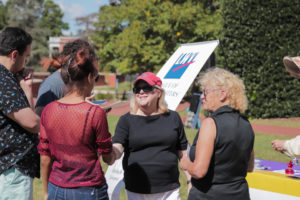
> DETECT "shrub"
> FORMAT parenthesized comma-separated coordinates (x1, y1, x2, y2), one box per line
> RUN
(219, 0, 300, 118)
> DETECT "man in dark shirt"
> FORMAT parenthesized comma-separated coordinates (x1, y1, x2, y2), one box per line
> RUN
(0, 27, 40, 200)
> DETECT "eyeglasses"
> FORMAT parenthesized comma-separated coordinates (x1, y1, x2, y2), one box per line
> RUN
(133, 85, 154, 94)
(95, 74, 100, 82)
(202, 88, 220, 97)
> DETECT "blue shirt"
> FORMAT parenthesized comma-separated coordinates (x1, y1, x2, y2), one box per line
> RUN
(36, 70, 65, 107)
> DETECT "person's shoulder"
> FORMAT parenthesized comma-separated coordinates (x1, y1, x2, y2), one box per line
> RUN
(202, 117, 215, 126)
(93, 104, 106, 113)
(240, 114, 250, 122)
(0, 64, 9, 75)
(44, 100, 58, 109)
(44, 71, 63, 84)
(117, 112, 131, 122)
(0, 66, 16, 83)
(41, 101, 58, 116)
(120, 112, 131, 119)
(164, 109, 179, 118)
(168, 109, 177, 115)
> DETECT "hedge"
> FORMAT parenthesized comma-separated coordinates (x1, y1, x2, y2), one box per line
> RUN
(218, 0, 300, 118)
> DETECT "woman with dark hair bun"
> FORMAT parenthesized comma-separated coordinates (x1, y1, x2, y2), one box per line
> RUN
(38, 43, 115, 200)
(35, 39, 97, 116)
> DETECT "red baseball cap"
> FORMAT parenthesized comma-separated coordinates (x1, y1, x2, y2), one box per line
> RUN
(134, 72, 162, 87)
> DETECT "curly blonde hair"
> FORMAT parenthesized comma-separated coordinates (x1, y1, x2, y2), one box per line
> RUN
(199, 67, 248, 113)
(130, 86, 168, 114)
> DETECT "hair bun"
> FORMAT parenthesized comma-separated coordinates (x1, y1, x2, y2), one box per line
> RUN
(76, 49, 89, 67)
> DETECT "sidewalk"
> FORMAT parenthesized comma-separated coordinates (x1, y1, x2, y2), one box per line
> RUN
(251, 123, 300, 137)
(105, 100, 300, 137)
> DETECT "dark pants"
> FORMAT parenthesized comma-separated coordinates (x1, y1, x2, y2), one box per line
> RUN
(48, 182, 109, 200)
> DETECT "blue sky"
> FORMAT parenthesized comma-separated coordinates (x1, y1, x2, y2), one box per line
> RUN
(0, 0, 109, 35)
(53, 0, 109, 35)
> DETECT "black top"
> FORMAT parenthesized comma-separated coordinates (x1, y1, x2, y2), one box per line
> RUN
(0, 64, 40, 178)
(112, 110, 187, 194)
(189, 106, 254, 200)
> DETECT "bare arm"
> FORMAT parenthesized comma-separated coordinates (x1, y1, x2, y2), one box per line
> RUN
(247, 149, 255, 172)
(180, 118, 216, 179)
(7, 69, 40, 133)
(6, 108, 40, 133)
(113, 143, 124, 160)
(272, 136, 300, 159)
(40, 155, 51, 200)
(179, 150, 192, 193)
(272, 139, 286, 152)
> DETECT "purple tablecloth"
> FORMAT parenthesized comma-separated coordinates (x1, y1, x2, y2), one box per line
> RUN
(255, 158, 300, 177)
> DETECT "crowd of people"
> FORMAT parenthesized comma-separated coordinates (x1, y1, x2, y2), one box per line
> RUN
(0, 26, 298, 200)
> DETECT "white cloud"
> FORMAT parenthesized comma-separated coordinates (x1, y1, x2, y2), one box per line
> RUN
(96, 0, 107, 6)
(53, 0, 109, 35)
(68, 3, 87, 19)
(55, 1, 87, 20)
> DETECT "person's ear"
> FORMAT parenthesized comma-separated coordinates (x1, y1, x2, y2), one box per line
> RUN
(219, 90, 227, 102)
(157, 89, 162, 98)
(10, 50, 19, 61)
(88, 73, 94, 84)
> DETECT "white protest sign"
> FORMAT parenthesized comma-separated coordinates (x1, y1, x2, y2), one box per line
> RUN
(157, 40, 219, 110)
(105, 154, 125, 200)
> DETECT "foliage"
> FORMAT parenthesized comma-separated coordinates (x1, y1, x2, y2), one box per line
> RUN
(0, 2, 6, 29)
(41, 0, 69, 38)
(4, 0, 46, 67)
(95, 81, 132, 92)
(3, 0, 68, 68)
(93, 0, 221, 74)
(219, 0, 300, 118)
(75, 13, 98, 37)
(96, 92, 114, 100)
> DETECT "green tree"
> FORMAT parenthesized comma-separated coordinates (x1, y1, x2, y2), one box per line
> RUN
(41, 0, 69, 37)
(0, 2, 7, 29)
(219, 0, 300, 118)
(5, 0, 46, 67)
(93, 0, 221, 74)
(5, 0, 43, 29)
(4, 0, 68, 68)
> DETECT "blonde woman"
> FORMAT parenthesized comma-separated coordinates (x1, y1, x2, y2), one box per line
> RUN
(113, 72, 188, 200)
(181, 67, 255, 200)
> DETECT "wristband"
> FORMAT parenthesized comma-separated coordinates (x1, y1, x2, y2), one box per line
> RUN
(187, 180, 191, 184)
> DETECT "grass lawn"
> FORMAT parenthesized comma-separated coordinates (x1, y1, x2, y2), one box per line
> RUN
(33, 116, 296, 200)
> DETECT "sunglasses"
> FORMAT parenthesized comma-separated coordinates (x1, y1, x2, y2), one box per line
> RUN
(95, 74, 100, 82)
(133, 85, 155, 94)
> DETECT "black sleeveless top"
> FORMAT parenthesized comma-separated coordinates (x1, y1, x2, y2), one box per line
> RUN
(189, 106, 254, 200)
